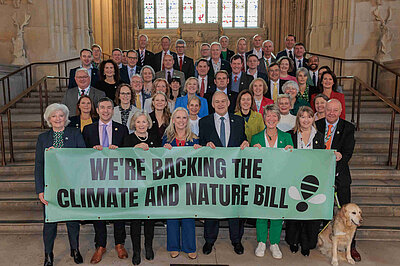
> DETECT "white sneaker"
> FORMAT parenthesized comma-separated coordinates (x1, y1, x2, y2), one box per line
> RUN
(255, 242, 266, 257)
(270, 244, 282, 259)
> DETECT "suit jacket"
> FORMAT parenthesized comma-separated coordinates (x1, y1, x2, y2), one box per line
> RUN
(136, 49, 155, 68)
(315, 118, 355, 186)
(256, 72, 269, 83)
(133, 92, 151, 110)
(250, 128, 293, 148)
(207, 58, 232, 79)
(68, 67, 100, 89)
(220, 49, 235, 61)
(204, 88, 238, 114)
(62, 86, 106, 117)
(228, 72, 254, 93)
(197, 76, 216, 96)
(199, 113, 246, 147)
(288, 129, 325, 149)
(173, 55, 195, 79)
(310, 91, 346, 120)
(245, 50, 264, 59)
(265, 79, 288, 100)
(112, 105, 139, 133)
(276, 49, 295, 61)
(34, 127, 85, 194)
(82, 120, 129, 148)
(153, 51, 178, 72)
(258, 56, 277, 75)
(68, 115, 99, 131)
(155, 69, 186, 86)
(120, 65, 142, 84)
(292, 57, 309, 76)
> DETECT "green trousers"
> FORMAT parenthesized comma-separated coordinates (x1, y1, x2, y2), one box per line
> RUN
(256, 219, 283, 245)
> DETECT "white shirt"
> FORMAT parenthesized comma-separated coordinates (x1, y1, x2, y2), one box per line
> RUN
(211, 58, 221, 73)
(285, 48, 294, 58)
(253, 48, 263, 59)
(263, 56, 273, 66)
(127, 65, 137, 80)
(247, 69, 258, 79)
(118, 63, 123, 69)
(264, 131, 278, 148)
(189, 117, 200, 136)
(198, 76, 209, 93)
(77, 85, 90, 100)
(297, 127, 317, 149)
(99, 120, 112, 147)
(325, 119, 339, 144)
(214, 112, 230, 147)
(277, 113, 296, 132)
(216, 88, 228, 95)
(309, 69, 319, 85)
(238, 53, 247, 66)
(295, 57, 304, 68)
(161, 50, 171, 66)
(80, 64, 93, 76)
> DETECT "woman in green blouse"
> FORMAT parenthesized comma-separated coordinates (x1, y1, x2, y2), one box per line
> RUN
(234, 90, 265, 143)
(251, 104, 293, 260)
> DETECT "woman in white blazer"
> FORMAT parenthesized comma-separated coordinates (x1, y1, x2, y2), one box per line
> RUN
(112, 83, 139, 133)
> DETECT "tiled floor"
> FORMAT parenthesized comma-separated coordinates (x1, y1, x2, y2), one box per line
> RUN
(0, 233, 399, 265)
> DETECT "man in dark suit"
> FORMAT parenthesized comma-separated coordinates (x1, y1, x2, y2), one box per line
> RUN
(153, 36, 178, 72)
(247, 54, 268, 82)
(82, 97, 129, 264)
(112, 48, 124, 69)
(276, 34, 296, 61)
(293, 42, 309, 75)
(208, 42, 231, 79)
(130, 74, 150, 110)
(308, 55, 320, 87)
(121, 50, 142, 83)
(68, 48, 100, 89)
(236, 37, 248, 71)
(265, 63, 287, 101)
(204, 70, 237, 114)
(62, 68, 105, 116)
(315, 99, 361, 262)
(136, 34, 155, 68)
(258, 40, 276, 75)
(196, 58, 215, 97)
(228, 55, 253, 93)
(173, 39, 195, 79)
(245, 34, 264, 59)
(219, 36, 235, 61)
(199, 91, 249, 256)
(155, 54, 186, 86)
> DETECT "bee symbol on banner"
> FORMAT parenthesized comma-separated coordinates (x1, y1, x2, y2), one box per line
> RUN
(288, 175, 326, 212)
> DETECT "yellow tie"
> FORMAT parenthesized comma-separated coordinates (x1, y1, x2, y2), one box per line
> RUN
(273, 82, 278, 102)
(136, 94, 141, 109)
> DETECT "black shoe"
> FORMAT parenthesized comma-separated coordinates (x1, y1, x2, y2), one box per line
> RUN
(301, 248, 310, 257)
(70, 249, 83, 264)
(202, 242, 213, 255)
(44, 252, 54, 266)
(232, 242, 244, 255)
(132, 251, 141, 265)
(290, 244, 299, 253)
(145, 246, 154, 261)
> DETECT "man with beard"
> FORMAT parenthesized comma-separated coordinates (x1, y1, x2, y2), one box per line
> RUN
(308, 55, 319, 87)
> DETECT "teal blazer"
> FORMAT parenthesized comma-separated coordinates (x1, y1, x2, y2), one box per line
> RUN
(250, 128, 293, 148)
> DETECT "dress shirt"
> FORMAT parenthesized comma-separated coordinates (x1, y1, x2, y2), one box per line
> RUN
(247, 69, 258, 79)
(295, 57, 304, 68)
(127, 65, 137, 80)
(99, 120, 112, 147)
(231, 72, 242, 93)
(77, 85, 91, 100)
(214, 112, 230, 146)
(325, 118, 339, 144)
(238, 53, 247, 67)
(165, 68, 174, 80)
(310, 70, 318, 85)
(161, 50, 171, 65)
(277, 113, 296, 132)
(211, 58, 222, 73)
(80, 64, 93, 77)
(178, 54, 185, 68)
(118, 63, 123, 69)
(253, 48, 263, 59)
(263, 56, 272, 66)
(198, 75, 208, 94)
(286, 48, 295, 58)
(217, 88, 228, 95)
(264, 132, 278, 148)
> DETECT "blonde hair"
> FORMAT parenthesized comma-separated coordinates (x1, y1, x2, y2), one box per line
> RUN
(152, 78, 170, 97)
(293, 106, 316, 133)
(165, 107, 197, 143)
(183, 77, 199, 94)
(129, 110, 153, 131)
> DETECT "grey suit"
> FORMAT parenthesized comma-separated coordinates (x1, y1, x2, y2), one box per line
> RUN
(258, 56, 276, 75)
(62, 86, 106, 117)
(155, 69, 186, 86)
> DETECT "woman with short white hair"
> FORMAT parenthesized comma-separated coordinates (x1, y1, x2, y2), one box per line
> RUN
(276, 94, 296, 132)
(282, 80, 310, 116)
(35, 103, 86, 265)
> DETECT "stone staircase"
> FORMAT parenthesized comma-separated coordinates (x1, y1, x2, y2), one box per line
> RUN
(0, 85, 400, 241)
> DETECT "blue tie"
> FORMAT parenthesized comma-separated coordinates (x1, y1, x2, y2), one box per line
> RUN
(220, 117, 226, 147)
(102, 124, 109, 147)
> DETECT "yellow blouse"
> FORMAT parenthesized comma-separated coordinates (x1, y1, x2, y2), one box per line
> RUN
(80, 117, 93, 132)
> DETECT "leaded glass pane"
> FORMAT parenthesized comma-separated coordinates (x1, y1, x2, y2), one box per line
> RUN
(144, 0, 155, 29)
(169, 0, 179, 28)
(195, 0, 206, 23)
(247, 0, 258, 27)
(208, 0, 218, 23)
(222, 0, 232, 27)
(156, 0, 167, 28)
(183, 0, 194, 23)
(235, 0, 245, 27)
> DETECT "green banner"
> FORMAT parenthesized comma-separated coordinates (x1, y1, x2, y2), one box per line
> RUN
(44, 147, 336, 222)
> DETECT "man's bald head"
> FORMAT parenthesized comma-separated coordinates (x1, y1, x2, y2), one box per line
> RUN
(325, 99, 342, 124)
(163, 54, 174, 69)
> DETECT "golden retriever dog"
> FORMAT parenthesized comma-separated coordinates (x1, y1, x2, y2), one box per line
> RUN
(318, 203, 363, 266)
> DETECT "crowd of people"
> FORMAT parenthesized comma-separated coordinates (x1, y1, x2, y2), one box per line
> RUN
(35, 33, 358, 266)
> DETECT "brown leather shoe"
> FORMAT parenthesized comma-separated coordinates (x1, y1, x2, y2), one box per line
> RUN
(351, 247, 361, 262)
(90, 246, 106, 264)
(115, 244, 128, 259)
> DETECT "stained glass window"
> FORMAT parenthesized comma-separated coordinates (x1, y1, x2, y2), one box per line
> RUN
(143, 0, 258, 29)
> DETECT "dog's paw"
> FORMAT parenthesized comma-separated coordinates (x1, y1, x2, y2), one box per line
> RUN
(331, 258, 339, 266)
(347, 257, 355, 264)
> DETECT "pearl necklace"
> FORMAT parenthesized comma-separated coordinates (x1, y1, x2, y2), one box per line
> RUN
(135, 132, 148, 142)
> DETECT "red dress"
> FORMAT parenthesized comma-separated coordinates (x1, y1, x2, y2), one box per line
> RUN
(310, 91, 346, 120)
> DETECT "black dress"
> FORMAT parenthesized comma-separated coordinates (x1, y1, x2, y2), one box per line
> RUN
(122, 130, 161, 148)
(95, 80, 121, 101)
(285, 129, 325, 253)
(148, 111, 168, 143)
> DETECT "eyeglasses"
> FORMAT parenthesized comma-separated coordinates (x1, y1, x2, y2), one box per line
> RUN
(120, 92, 131, 96)
(76, 76, 89, 79)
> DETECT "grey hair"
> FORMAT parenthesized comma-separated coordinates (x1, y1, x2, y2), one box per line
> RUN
(262, 40, 273, 47)
(212, 90, 229, 104)
(277, 93, 292, 103)
(44, 103, 70, 128)
(131, 74, 143, 82)
(296, 67, 309, 79)
(138, 34, 148, 41)
(175, 39, 186, 47)
(75, 67, 90, 80)
(263, 104, 281, 122)
(140, 65, 156, 78)
(129, 110, 152, 131)
(210, 42, 222, 50)
(282, 80, 299, 94)
(219, 36, 229, 42)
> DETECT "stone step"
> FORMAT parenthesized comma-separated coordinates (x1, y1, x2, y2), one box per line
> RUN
(353, 196, 400, 217)
(19, 97, 63, 103)
(30, 91, 65, 97)
(350, 153, 394, 165)
(0, 180, 34, 192)
(0, 164, 34, 176)
(345, 101, 389, 108)
(15, 101, 63, 109)
(351, 168, 400, 180)
(343, 89, 374, 96)
(351, 179, 400, 196)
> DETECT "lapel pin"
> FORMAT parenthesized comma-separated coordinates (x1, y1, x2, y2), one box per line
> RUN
(76, 124, 79, 127)
(150, 142, 153, 145)
(337, 131, 340, 134)
(115, 128, 118, 131)
(280, 141, 282, 143)
(315, 141, 318, 144)
(65, 137, 69, 140)
(231, 119, 234, 122)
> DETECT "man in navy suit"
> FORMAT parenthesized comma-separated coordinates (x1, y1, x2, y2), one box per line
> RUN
(196, 58, 215, 97)
(199, 91, 249, 256)
(204, 70, 237, 114)
(293, 42, 309, 75)
(173, 39, 195, 79)
(122, 50, 142, 82)
(82, 97, 129, 264)
(245, 34, 264, 59)
(136, 34, 155, 68)
(229, 55, 253, 93)
(246, 54, 268, 82)
(236, 38, 248, 70)
(68, 48, 100, 89)
(276, 34, 296, 61)
(208, 42, 231, 79)
(153, 36, 178, 72)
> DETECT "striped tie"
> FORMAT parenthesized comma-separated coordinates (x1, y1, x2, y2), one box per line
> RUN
(140, 50, 144, 65)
